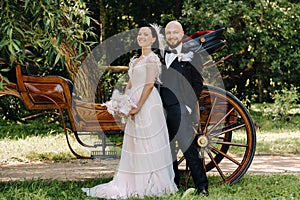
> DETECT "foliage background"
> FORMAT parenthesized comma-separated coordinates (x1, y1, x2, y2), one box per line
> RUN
(85, 0, 300, 104)
(0, 0, 96, 75)
(0, 0, 299, 120)
(180, 0, 300, 103)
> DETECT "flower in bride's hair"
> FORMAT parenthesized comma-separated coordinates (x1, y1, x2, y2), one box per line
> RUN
(102, 90, 137, 123)
(150, 23, 166, 51)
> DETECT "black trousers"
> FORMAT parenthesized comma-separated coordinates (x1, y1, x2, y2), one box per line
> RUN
(164, 103, 208, 190)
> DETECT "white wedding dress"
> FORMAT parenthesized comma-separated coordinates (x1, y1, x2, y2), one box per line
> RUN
(82, 52, 178, 199)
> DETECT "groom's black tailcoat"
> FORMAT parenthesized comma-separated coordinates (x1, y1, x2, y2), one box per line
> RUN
(158, 46, 208, 190)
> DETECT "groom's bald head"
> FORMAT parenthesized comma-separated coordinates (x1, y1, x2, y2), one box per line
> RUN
(165, 21, 185, 49)
(166, 21, 184, 33)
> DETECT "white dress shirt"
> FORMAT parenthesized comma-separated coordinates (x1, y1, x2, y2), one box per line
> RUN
(165, 43, 192, 114)
(165, 43, 182, 68)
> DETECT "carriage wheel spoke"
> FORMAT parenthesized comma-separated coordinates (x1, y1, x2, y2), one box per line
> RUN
(210, 146, 241, 166)
(177, 156, 185, 165)
(198, 86, 256, 184)
(207, 106, 236, 136)
(210, 123, 245, 138)
(206, 150, 226, 180)
(203, 97, 218, 133)
(212, 140, 248, 147)
(185, 171, 192, 187)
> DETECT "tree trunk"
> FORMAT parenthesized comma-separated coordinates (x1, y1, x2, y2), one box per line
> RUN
(53, 38, 99, 102)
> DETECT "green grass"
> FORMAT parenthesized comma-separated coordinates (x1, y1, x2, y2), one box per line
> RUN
(1, 103, 299, 162)
(0, 174, 299, 199)
(0, 133, 89, 162)
(0, 103, 300, 199)
(249, 103, 300, 155)
(250, 103, 300, 131)
(0, 113, 64, 140)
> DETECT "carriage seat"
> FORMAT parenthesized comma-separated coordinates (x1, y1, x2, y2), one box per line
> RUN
(183, 25, 226, 55)
(15, 64, 74, 115)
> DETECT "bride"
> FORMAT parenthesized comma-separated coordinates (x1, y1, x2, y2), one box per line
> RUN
(82, 24, 178, 199)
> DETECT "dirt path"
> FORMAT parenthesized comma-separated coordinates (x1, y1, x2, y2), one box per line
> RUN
(1, 154, 300, 182)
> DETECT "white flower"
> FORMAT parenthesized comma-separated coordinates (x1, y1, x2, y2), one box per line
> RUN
(101, 89, 137, 123)
(178, 51, 194, 62)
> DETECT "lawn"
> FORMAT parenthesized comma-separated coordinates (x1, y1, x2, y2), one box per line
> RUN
(0, 174, 299, 199)
(0, 103, 299, 199)
(1, 103, 299, 162)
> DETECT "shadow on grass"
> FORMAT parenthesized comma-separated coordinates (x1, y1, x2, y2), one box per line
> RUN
(0, 110, 65, 140)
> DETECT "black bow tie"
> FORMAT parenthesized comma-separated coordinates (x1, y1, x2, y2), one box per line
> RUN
(165, 49, 177, 54)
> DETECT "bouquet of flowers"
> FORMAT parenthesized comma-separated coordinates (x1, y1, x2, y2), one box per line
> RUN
(102, 90, 137, 123)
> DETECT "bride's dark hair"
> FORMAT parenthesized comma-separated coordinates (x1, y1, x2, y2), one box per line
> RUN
(147, 25, 160, 50)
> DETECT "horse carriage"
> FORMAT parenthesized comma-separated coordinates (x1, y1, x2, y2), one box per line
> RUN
(0, 26, 256, 185)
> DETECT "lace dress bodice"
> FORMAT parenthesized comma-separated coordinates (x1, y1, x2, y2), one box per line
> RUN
(128, 52, 161, 91)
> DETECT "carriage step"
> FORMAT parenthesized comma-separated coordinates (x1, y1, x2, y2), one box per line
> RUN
(93, 141, 115, 147)
(91, 150, 118, 159)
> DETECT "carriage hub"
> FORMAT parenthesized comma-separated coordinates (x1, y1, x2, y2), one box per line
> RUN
(197, 135, 209, 148)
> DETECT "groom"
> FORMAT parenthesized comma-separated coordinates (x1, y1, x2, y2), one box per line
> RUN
(158, 20, 209, 196)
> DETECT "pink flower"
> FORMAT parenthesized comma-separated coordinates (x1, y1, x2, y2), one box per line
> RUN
(178, 51, 194, 62)
(102, 90, 137, 123)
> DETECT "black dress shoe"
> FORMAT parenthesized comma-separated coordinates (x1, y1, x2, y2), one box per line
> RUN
(197, 188, 209, 196)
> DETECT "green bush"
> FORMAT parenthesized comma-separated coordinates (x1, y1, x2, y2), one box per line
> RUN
(263, 84, 299, 122)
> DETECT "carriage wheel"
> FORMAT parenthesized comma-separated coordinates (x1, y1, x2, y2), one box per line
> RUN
(179, 85, 256, 185)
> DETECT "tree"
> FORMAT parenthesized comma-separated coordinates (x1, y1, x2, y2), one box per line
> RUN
(85, 0, 184, 66)
(0, 0, 96, 84)
(180, 0, 300, 103)
(0, 0, 97, 120)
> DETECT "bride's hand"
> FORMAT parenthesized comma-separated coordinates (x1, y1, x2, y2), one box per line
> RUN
(129, 106, 140, 116)
(117, 113, 126, 118)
